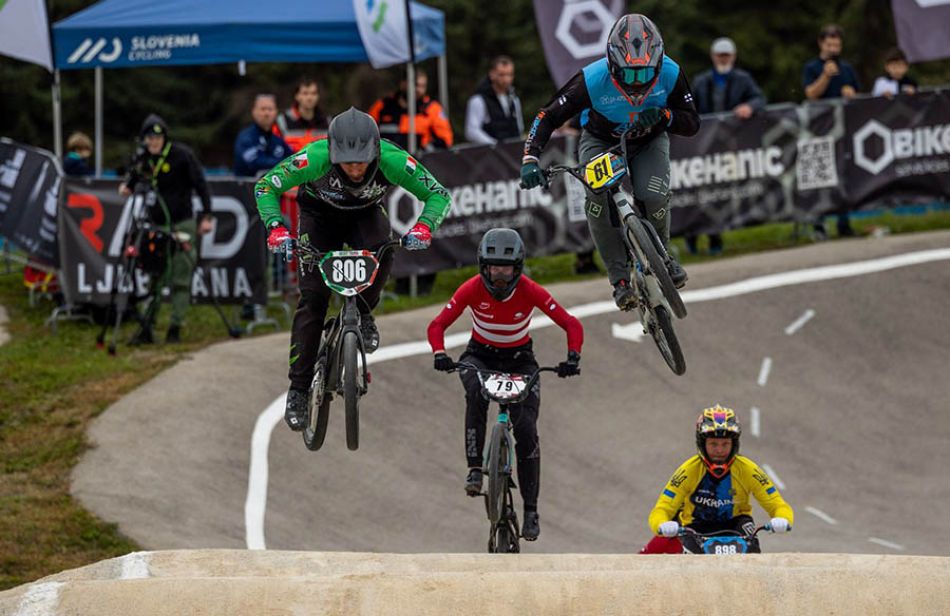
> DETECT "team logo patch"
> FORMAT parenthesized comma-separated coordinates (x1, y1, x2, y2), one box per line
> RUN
(292, 152, 309, 169)
(478, 302, 491, 310)
(405, 156, 418, 175)
(271, 175, 282, 189)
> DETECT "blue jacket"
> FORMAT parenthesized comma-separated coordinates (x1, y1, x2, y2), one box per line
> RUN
(691, 68, 766, 114)
(233, 124, 291, 178)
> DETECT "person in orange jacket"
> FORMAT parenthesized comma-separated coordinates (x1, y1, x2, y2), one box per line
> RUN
(368, 68, 453, 152)
(275, 77, 331, 153)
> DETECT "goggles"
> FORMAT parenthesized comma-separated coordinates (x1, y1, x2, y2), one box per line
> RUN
(620, 66, 656, 85)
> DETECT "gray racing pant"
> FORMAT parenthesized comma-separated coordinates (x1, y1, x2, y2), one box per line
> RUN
(578, 130, 672, 286)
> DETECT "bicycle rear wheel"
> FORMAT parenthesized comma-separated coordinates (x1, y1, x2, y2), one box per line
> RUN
(342, 331, 363, 451)
(486, 423, 509, 525)
(626, 216, 687, 319)
(650, 305, 686, 375)
(303, 357, 331, 451)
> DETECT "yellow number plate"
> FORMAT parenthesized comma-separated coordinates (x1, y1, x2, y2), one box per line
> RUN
(584, 153, 622, 190)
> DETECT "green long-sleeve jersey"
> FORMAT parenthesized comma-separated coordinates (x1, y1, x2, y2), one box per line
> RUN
(254, 139, 451, 231)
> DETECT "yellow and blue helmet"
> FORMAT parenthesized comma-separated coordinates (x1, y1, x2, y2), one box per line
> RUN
(695, 404, 741, 478)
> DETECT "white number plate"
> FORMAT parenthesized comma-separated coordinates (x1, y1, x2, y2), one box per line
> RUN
(483, 373, 527, 400)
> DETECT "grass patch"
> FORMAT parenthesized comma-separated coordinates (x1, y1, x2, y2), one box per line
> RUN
(1, 204, 948, 590)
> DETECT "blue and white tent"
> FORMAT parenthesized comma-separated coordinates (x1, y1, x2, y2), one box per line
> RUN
(53, 0, 445, 69)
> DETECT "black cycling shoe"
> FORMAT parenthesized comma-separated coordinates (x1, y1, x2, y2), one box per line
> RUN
(464, 468, 483, 497)
(128, 325, 155, 346)
(360, 314, 380, 354)
(667, 259, 688, 289)
(165, 324, 181, 344)
(284, 388, 309, 432)
(612, 280, 638, 311)
(522, 511, 540, 541)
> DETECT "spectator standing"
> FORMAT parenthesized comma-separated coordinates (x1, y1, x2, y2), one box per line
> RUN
(63, 132, 93, 177)
(119, 115, 213, 344)
(234, 94, 292, 178)
(369, 69, 453, 153)
(803, 25, 858, 238)
(275, 78, 330, 152)
(465, 56, 524, 145)
(686, 37, 766, 256)
(872, 48, 918, 97)
(803, 24, 860, 101)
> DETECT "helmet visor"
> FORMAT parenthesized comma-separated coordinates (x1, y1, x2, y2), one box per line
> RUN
(620, 66, 656, 86)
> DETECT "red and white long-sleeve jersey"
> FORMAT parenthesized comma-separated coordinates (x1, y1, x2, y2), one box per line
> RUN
(427, 275, 584, 354)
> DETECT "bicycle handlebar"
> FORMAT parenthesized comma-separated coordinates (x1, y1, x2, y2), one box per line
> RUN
(451, 362, 559, 395)
(677, 524, 774, 539)
(291, 237, 405, 261)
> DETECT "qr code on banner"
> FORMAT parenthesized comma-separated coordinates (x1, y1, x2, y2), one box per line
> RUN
(796, 136, 839, 190)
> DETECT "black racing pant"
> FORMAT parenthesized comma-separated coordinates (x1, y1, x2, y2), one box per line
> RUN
(289, 204, 394, 391)
(458, 340, 541, 512)
(683, 514, 761, 553)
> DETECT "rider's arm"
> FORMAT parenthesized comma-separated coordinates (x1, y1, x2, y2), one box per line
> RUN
(665, 69, 701, 138)
(648, 458, 700, 534)
(426, 278, 477, 353)
(523, 278, 584, 354)
(254, 140, 332, 228)
(740, 458, 795, 524)
(522, 71, 592, 162)
(378, 141, 452, 232)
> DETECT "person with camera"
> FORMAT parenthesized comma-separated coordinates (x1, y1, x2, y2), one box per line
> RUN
(119, 114, 214, 344)
(426, 228, 584, 542)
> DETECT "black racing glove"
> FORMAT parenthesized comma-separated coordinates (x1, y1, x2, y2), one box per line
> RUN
(556, 351, 581, 378)
(634, 107, 668, 133)
(433, 352, 455, 372)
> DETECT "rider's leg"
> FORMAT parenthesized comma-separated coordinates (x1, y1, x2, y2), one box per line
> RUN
(348, 205, 394, 352)
(729, 514, 761, 553)
(510, 389, 540, 513)
(287, 208, 346, 392)
(578, 131, 632, 287)
(458, 348, 491, 471)
(629, 133, 687, 287)
(349, 205, 395, 315)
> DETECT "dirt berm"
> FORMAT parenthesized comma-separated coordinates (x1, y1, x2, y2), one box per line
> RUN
(2, 550, 949, 615)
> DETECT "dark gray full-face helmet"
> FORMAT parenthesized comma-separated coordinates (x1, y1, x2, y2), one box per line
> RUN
(477, 228, 526, 300)
(328, 107, 381, 192)
(606, 14, 665, 103)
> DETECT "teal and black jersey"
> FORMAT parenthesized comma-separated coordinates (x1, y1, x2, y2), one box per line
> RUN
(523, 55, 699, 159)
(255, 138, 451, 231)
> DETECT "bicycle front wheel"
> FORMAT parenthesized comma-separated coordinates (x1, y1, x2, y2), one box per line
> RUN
(650, 305, 686, 375)
(303, 357, 331, 451)
(626, 216, 687, 319)
(342, 331, 363, 451)
(486, 423, 510, 525)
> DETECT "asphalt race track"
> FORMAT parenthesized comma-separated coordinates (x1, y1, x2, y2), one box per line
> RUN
(70, 231, 950, 557)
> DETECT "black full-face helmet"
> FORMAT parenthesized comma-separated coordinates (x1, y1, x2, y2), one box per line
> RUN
(327, 107, 381, 194)
(606, 14, 665, 103)
(477, 228, 525, 300)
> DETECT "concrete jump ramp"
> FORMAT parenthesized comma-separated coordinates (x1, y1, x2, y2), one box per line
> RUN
(3, 550, 950, 615)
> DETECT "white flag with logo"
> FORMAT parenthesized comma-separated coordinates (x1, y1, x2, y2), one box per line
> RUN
(354, 0, 411, 69)
(0, 0, 53, 71)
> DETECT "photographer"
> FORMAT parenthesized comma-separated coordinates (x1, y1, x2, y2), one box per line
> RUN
(119, 114, 213, 344)
(804, 24, 860, 101)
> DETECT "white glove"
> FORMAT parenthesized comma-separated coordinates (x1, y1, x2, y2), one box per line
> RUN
(769, 517, 791, 533)
(658, 521, 680, 537)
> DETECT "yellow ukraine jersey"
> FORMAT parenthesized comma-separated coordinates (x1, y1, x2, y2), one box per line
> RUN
(648, 455, 794, 535)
